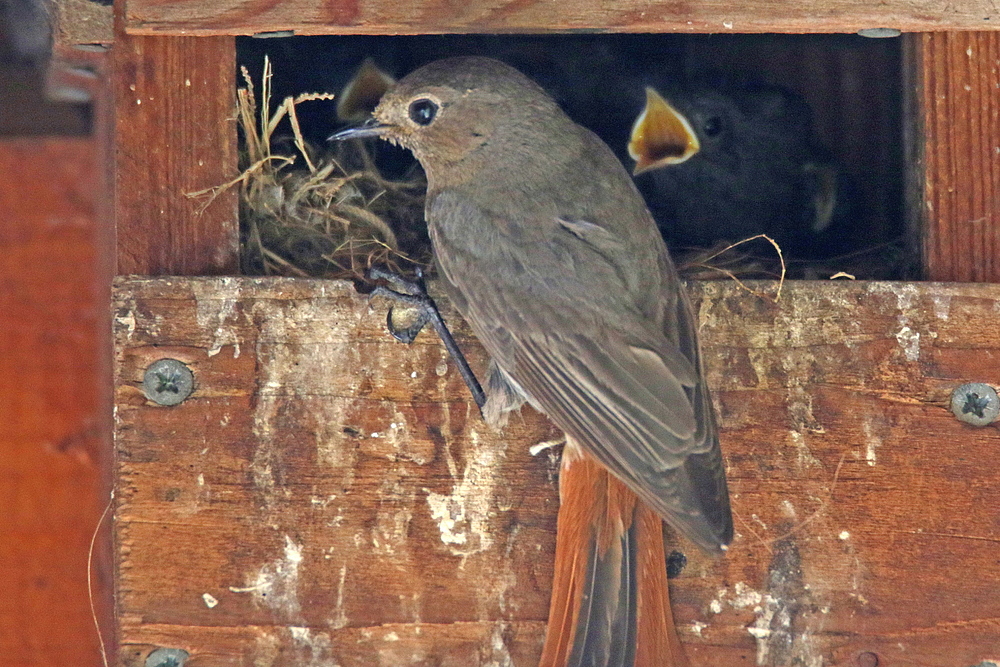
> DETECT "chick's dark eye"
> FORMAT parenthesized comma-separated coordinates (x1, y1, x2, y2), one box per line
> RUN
(408, 98, 439, 126)
(702, 116, 723, 138)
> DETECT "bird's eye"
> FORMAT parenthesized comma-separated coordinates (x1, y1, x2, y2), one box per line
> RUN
(408, 98, 439, 126)
(702, 116, 723, 138)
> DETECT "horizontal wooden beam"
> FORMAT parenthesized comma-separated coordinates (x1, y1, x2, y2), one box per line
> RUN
(50, 0, 113, 48)
(114, 277, 1000, 665)
(122, 0, 1000, 35)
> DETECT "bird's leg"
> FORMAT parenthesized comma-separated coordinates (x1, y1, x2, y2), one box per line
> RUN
(366, 266, 486, 410)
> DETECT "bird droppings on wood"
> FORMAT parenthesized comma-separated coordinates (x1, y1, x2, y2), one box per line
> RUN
(749, 537, 824, 667)
(193, 277, 243, 358)
(931, 294, 952, 321)
(289, 626, 334, 664)
(425, 430, 505, 560)
(869, 282, 924, 363)
(232, 535, 305, 618)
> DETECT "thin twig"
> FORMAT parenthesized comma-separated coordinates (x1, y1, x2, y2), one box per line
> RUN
(88, 491, 114, 667)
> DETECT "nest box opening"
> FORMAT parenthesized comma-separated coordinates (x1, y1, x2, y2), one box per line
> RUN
(235, 34, 907, 281)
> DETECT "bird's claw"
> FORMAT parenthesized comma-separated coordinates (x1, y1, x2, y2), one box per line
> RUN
(367, 265, 434, 343)
(385, 304, 430, 344)
(365, 265, 487, 410)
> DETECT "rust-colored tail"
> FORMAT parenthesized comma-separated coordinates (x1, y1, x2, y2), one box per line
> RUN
(539, 441, 689, 667)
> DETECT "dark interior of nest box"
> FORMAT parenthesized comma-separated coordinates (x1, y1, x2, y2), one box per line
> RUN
(236, 34, 907, 281)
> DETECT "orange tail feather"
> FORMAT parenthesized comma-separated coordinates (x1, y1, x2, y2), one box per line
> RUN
(539, 440, 689, 667)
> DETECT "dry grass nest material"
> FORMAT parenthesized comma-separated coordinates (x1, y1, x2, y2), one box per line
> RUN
(193, 57, 430, 281)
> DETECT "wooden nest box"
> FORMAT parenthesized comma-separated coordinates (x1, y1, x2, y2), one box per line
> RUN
(49, 0, 1000, 663)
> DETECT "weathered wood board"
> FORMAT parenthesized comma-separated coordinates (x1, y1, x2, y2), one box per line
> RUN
(114, 277, 1000, 666)
(121, 0, 1000, 35)
(113, 25, 239, 276)
(907, 31, 1000, 283)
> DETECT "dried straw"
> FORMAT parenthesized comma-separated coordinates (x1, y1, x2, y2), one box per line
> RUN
(192, 57, 429, 281)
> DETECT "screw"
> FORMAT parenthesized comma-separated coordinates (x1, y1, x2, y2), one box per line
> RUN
(857, 27, 901, 38)
(143, 359, 194, 406)
(950, 383, 1000, 426)
(146, 648, 189, 667)
(855, 652, 879, 667)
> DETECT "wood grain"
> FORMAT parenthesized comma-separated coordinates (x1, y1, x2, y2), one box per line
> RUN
(121, 0, 1000, 35)
(0, 138, 109, 666)
(114, 277, 1000, 666)
(113, 28, 239, 275)
(49, 0, 114, 48)
(911, 31, 1000, 282)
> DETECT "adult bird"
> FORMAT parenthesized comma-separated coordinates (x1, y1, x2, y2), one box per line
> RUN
(334, 56, 732, 666)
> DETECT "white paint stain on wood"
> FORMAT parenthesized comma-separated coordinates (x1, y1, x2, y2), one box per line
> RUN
(253, 631, 280, 667)
(931, 294, 952, 321)
(114, 309, 136, 341)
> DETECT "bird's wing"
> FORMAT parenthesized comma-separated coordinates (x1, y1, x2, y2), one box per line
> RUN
(430, 191, 732, 552)
(504, 322, 731, 553)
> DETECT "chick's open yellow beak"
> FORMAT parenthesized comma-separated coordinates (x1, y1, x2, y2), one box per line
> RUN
(628, 87, 700, 175)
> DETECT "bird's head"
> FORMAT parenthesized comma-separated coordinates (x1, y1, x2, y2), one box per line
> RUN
(331, 56, 565, 183)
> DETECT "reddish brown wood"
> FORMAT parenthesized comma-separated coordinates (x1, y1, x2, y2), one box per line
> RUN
(912, 32, 1000, 282)
(114, 277, 1000, 666)
(0, 138, 110, 665)
(49, 0, 114, 49)
(113, 24, 239, 275)
(121, 0, 1000, 35)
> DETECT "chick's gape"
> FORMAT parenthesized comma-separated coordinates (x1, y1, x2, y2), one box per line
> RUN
(334, 56, 732, 666)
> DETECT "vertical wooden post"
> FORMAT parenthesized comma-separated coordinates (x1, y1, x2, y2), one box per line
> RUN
(113, 9, 239, 275)
(0, 138, 111, 666)
(110, 6, 241, 661)
(906, 32, 1000, 282)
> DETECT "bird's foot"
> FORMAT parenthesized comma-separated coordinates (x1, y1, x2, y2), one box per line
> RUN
(366, 265, 431, 343)
(365, 265, 486, 410)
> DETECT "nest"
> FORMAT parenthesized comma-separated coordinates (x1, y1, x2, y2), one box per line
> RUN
(222, 58, 430, 281)
(191, 58, 906, 293)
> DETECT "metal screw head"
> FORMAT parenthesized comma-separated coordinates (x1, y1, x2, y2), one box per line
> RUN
(145, 648, 189, 667)
(857, 27, 901, 38)
(143, 359, 194, 406)
(855, 652, 879, 667)
(950, 383, 1000, 426)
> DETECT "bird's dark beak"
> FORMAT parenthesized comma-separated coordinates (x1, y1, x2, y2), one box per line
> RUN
(328, 118, 390, 141)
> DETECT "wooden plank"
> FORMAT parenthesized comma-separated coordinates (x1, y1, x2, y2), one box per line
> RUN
(0, 138, 109, 665)
(122, 0, 1000, 35)
(113, 28, 239, 275)
(114, 277, 1000, 666)
(910, 31, 1000, 282)
(49, 0, 114, 49)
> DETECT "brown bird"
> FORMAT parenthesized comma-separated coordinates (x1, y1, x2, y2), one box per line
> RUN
(334, 56, 732, 666)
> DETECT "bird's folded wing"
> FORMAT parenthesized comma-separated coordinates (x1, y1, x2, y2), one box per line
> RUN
(501, 325, 730, 552)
